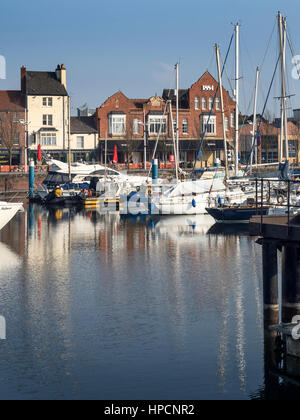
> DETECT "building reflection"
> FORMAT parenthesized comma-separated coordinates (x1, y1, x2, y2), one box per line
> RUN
(1, 206, 300, 399)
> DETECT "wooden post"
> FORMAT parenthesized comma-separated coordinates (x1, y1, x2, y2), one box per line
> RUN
(262, 240, 279, 325)
(282, 244, 300, 323)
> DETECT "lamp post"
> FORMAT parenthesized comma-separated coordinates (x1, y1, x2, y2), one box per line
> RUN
(17, 118, 30, 173)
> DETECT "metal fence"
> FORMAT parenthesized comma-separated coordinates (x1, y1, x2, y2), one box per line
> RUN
(255, 178, 300, 233)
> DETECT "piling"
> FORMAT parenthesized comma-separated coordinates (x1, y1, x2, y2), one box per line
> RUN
(29, 160, 35, 198)
(152, 159, 158, 185)
(262, 240, 279, 325)
(282, 244, 300, 323)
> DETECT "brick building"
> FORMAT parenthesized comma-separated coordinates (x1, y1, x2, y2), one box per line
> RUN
(239, 121, 300, 165)
(0, 90, 26, 166)
(96, 71, 236, 166)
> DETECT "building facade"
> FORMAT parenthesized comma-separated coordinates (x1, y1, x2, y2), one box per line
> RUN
(96, 71, 236, 167)
(70, 116, 98, 162)
(0, 91, 26, 166)
(239, 121, 300, 165)
(21, 65, 70, 162)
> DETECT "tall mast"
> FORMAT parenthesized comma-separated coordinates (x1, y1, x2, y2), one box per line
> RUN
(278, 12, 289, 162)
(216, 44, 229, 180)
(175, 63, 180, 171)
(234, 23, 240, 176)
(283, 17, 289, 161)
(68, 95, 71, 183)
(250, 67, 260, 173)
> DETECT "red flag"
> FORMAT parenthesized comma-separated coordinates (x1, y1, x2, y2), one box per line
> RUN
(113, 145, 118, 164)
(37, 144, 42, 162)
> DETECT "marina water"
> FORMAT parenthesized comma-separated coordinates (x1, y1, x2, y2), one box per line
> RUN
(0, 205, 300, 400)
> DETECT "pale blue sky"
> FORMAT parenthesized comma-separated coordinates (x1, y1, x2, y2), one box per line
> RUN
(0, 0, 300, 116)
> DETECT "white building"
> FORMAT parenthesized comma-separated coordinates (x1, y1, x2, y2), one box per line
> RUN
(70, 116, 98, 162)
(21, 64, 70, 161)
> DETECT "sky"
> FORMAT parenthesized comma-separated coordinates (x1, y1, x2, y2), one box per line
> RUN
(0, 0, 300, 117)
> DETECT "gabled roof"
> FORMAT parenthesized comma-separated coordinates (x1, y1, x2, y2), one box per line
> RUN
(25, 71, 68, 96)
(0, 91, 25, 112)
(70, 117, 97, 134)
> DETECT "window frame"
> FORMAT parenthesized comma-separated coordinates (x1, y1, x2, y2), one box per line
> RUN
(148, 116, 167, 135)
(201, 115, 216, 135)
(109, 114, 126, 135)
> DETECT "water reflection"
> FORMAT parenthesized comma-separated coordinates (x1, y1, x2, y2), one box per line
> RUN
(0, 205, 299, 399)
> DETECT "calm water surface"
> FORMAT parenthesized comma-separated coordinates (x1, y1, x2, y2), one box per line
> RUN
(0, 205, 300, 400)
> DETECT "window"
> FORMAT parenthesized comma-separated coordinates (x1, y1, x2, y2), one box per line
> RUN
(209, 97, 213, 111)
(109, 115, 126, 135)
(77, 136, 84, 148)
(13, 133, 20, 145)
(195, 97, 200, 110)
(133, 119, 140, 135)
(43, 97, 53, 107)
(215, 97, 221, 110)
(202, 97, 207, 110)
(182, 119, 188, 134)
(230, 113, 235, 128)
(149, 116, 167, 135)
(173, 118, 177, 133)
(201, 115, 216, 135)
(43, 115, 53, 126)
(41, 133, 57, 146)
(13, 113, 19, 122)
(225, 117, 229, 131)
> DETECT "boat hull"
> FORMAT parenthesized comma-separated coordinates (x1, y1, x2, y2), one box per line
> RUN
(206, 206, 270, 223)
(0, 202, 23, 231)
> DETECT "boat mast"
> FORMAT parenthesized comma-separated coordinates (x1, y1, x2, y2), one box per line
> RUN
(250, 67, 260, 173)
(68, 95, 71, 183)
(169, 100, 179, 181)
(278, 12, 289, 162)
(216, 44, 229, 180)
(234, 23, 240, 176)
(175, 63, 180, 172)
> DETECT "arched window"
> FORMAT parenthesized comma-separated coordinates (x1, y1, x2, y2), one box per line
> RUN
(182, 119, 188, 134)
(225, 117, 229, 131)
(133, 118, 140, 135)
(230, 113, 235, 128)
(195, 97, 200, 110)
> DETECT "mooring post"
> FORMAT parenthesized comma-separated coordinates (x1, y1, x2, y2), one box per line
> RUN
(262, 239, 279, 326)
(152, 159, 158, 185)
(29, 159, 35, 198)
(282, 244, 300, 324)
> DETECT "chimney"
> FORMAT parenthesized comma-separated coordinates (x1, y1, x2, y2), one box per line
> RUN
(60, 64, 67, 89)
(21, 65, 26, 93)
(56, 64, 61, 82)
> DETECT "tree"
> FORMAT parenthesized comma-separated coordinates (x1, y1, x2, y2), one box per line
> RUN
(0, 112, 20, 171)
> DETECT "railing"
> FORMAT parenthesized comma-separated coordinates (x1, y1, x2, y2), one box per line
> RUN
(0, 190, 28, 203)
(255, 178, 300, 235)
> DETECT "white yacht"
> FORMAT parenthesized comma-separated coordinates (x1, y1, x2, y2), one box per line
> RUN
(0, 202, 23, 231)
